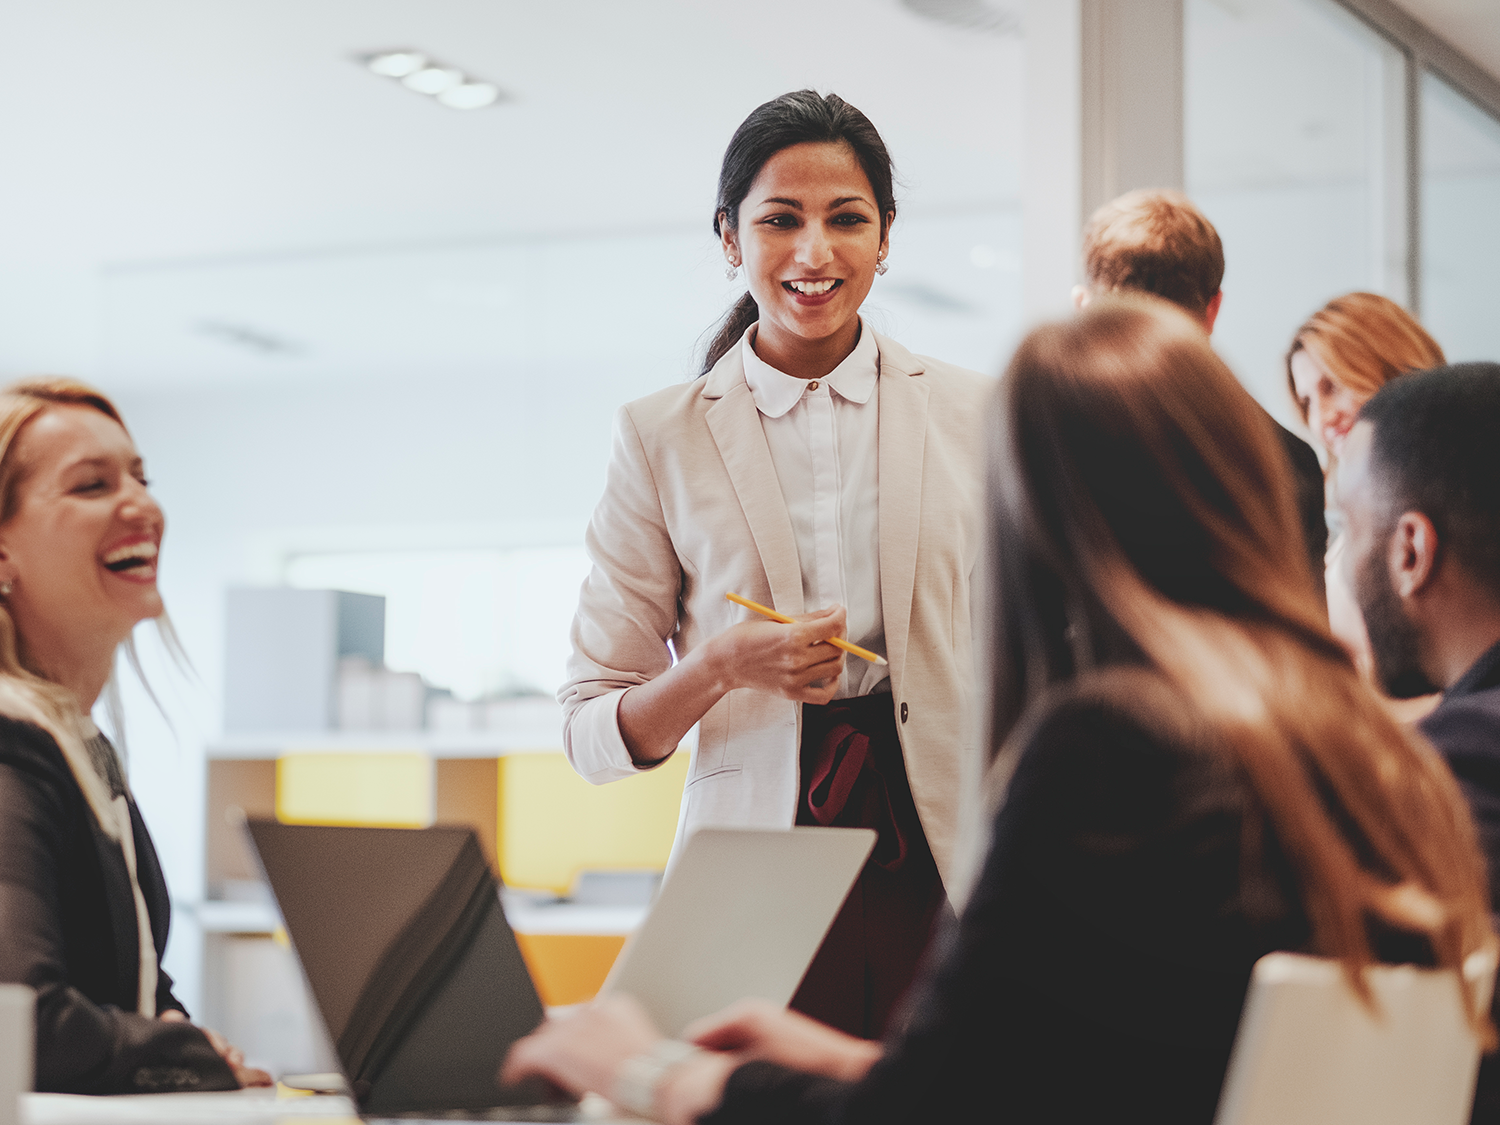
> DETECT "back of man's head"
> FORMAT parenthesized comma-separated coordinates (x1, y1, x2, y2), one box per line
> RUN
(1082, 189, 1224, 320)
(1360, 362, 1500, 600)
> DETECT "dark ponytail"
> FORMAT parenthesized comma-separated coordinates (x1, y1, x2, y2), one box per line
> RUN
(699, 90, 898, 375)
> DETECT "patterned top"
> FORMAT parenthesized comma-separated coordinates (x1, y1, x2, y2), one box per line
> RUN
(84, 732, 127, 799)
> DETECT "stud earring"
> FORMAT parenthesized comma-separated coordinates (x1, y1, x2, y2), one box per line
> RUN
(875, 254, 888, 276)
(725, 261, 739, 280)
(1, 582, 12, 597)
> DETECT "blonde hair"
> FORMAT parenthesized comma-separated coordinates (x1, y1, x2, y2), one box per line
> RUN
(1082, 190, 1224, 318)
(0, 378, 178, 751)
(1286, 293, 1445, 420)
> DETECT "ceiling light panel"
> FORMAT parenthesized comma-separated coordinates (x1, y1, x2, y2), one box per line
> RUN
(361, 50, 509, 110)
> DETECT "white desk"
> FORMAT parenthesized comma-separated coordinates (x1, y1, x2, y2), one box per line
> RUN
(22, 1090, 359, 1125)
(22, 1091, 632, 1124)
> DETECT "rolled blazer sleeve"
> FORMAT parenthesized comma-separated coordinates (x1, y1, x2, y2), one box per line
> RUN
(559, 403, 686, 783)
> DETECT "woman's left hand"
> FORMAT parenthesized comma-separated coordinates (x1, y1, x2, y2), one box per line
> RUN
(159, 1008, 273, 1088)
(501, 994, 661, 1100)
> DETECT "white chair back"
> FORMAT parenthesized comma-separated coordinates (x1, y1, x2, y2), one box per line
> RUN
(1214, 951, 1495, 1125)
(0, 984, 31, 1125)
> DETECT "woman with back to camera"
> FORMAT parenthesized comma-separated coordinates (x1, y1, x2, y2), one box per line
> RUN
(510, 297, 1496, 1124)
(559, 90, 991, 1037)
(1286, 292, 1445, 713)
(0, 380, 269, 1093)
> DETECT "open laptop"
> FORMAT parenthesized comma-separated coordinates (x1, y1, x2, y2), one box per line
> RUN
(245, 819, 874, 1120)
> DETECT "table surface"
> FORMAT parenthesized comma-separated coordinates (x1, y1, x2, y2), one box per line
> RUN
(21, 1090, 634, 1125)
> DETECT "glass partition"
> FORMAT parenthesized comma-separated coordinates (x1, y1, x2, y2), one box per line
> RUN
(1186, 0, 1405, 422)
(1421, 72, 1500, 362)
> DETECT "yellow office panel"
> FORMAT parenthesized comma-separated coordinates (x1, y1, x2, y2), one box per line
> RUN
(513, 932, 628, 1007)
(497, 751, 689, 893)
(276, 753, 432, 828)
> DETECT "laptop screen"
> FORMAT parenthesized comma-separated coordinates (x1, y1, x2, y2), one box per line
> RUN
(245, 820, 552, 1114)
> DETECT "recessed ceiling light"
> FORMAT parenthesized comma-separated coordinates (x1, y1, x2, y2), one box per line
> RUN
(402, 65, 463, 95)
(196, 320, 304, 356)
(359, 49, 510, 110)
(901, 0, 1021, 35)
(438, 82, 501, 110)
(366, 50, 427, 79)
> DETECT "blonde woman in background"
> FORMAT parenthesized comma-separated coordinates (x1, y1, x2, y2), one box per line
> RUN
(1287, 292, 1445, 713)
(0, 380, 269, 1093)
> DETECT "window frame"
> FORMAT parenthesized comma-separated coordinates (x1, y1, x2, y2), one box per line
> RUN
(1331, 0, 1500, 316)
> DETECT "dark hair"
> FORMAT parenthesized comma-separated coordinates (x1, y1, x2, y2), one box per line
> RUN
(700, 90, 897, 375)
(986, 296, 1495, 1013)
(1359, 362, 1500, 599)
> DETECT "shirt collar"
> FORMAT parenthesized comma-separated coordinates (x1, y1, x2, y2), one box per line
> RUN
(1444, 638, 1500, 702)
(740, 319, 880, 420)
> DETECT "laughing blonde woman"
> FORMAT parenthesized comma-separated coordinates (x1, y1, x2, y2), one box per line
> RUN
(0, 379, 269, 1093)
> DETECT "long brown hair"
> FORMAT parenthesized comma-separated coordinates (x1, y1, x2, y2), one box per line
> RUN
(988, 297, 1494, 1025)
(1285, 292, 1444, 422)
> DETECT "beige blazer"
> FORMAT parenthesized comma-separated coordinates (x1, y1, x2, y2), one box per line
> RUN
(559, 331, 993, 886)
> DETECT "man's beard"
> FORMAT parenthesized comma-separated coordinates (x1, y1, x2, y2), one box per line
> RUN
(1354, 536, 1437, 699)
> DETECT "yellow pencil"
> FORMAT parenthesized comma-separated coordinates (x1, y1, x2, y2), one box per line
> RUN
(725, 592, 889, 666)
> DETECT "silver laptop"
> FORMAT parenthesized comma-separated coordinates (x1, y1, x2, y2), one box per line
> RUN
(602, 826, 877, 1036)
(245, 820, 872, 1120)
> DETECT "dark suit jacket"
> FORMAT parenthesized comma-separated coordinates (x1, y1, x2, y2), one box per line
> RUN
(1421, 639, 1500, 1125)
(0, 715, 236, 1094)
(703, 670, 1432, 1125)
(1273, 419, 1328, 588)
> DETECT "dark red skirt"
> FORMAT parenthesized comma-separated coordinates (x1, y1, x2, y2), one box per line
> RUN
(789, 693, 946, 1039)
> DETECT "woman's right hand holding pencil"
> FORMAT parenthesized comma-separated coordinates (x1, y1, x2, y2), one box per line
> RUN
(708, 604, 848, 705)
(617, 604, 847, 767)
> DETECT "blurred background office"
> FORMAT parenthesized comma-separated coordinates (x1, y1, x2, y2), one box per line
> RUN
(0, 0, 1496, 1076)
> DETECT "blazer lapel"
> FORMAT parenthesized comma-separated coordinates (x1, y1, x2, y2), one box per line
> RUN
(875, 335, 930, 675)
(88, 817, 143, 1007)
(705, 377, 805, 616)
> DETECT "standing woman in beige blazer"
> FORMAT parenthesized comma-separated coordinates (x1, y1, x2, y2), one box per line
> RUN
(560, 90, 991, 1038)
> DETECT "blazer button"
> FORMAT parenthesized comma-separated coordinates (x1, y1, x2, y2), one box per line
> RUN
(900, 702, 908, 724)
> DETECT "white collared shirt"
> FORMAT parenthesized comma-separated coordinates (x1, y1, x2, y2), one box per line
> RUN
(741, 319, 887, 698)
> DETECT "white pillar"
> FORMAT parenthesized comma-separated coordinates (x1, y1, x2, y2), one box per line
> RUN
(1023, 0, 1186, 324)
(1081, 0, 1184, 216)
(1022, 0, 1084, 324)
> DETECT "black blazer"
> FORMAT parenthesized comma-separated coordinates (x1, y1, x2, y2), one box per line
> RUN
(1422, 641, 1500, 907)
(0, 715, 236, 1094)
(1421, 639, 1500, 1125)
(1272, 419, 1328, 587)
(703, 670, 1430, 1125)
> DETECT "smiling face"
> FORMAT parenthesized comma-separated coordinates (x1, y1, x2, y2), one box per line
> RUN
(0, 405, 165, 675)
(721, 141, 889, 369)
(1291, 347, 1366, 460)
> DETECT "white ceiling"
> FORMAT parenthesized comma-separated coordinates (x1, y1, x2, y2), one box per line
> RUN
(1395, 0, 1500, 81)
(0, 0, 1494, 388)
(0, 0, 1024, 380)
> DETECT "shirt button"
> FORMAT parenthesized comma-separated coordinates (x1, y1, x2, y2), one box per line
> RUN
(900, 702, 908, 724)
(808, 381, 820, 391)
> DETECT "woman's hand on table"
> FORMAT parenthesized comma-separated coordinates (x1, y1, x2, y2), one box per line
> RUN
(158, 1009, 272, 1088)
(502, 995, 735, 1125)
(685, 999, 882, 1082)
(707, 605, 848, 704)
